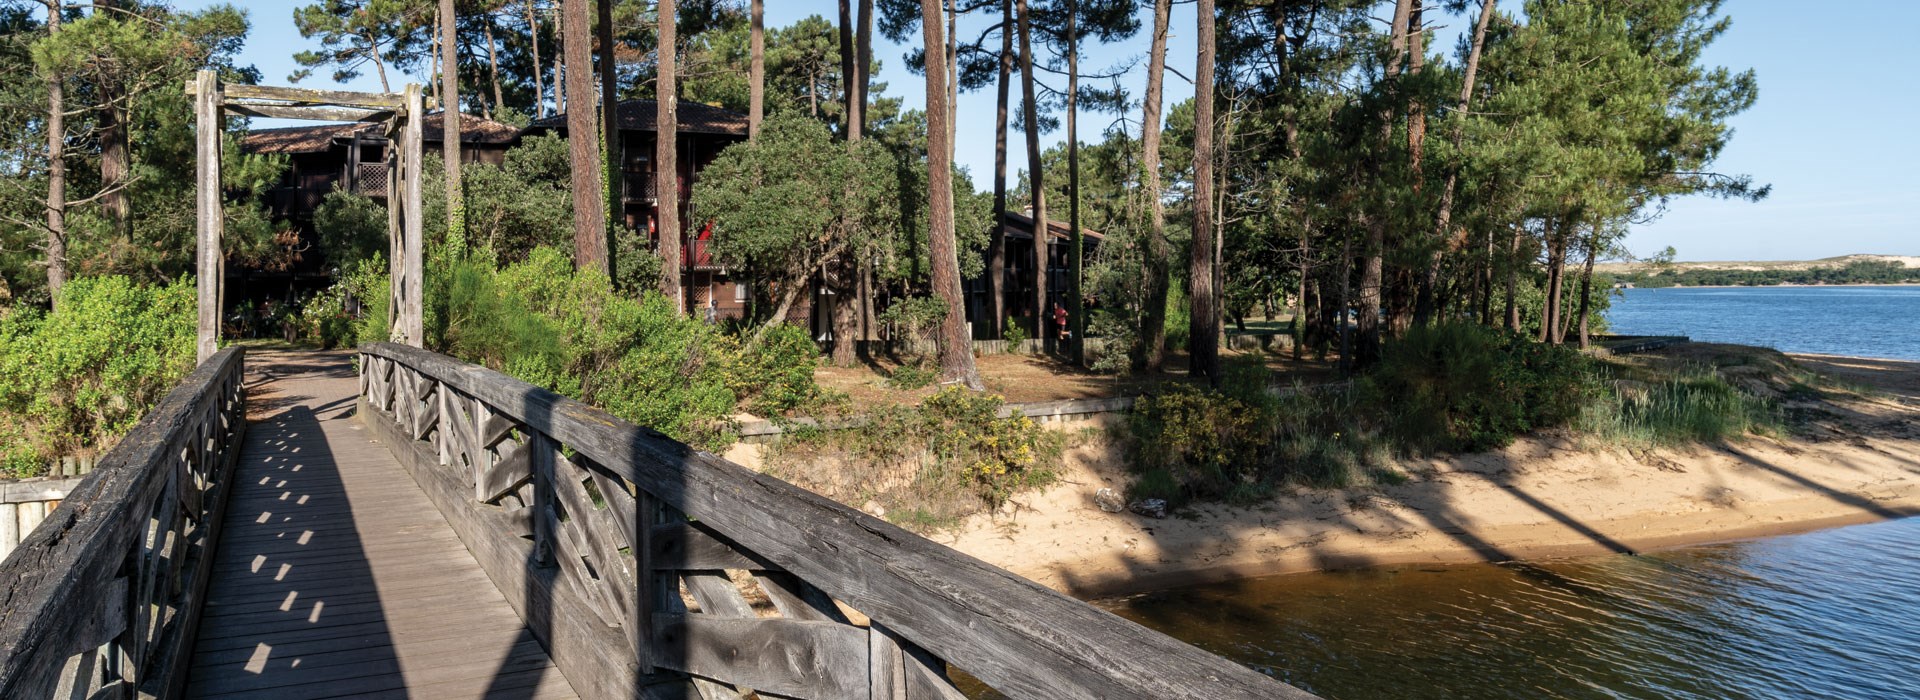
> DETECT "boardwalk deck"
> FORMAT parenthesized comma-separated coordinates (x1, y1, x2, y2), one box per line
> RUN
(186, 351, 577, 699)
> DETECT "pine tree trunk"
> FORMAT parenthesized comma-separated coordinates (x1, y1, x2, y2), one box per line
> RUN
(527, 0, 546, 118)
(1065, 0, 1082, 365)
(921, 0, 983, 390)
(562, 0, 606, 274)
(837, 0, 855, 137)
(1505, 223, 1521, 332)
(1189, 0, 1220, 383)
(596, 0, 620, 251)
(1575, 223, 1598, 350)
(1542, 220, 1565, 344)
(655, 0, 681, 310)
(440, 0, 464, 243)
(945, 0, 958, 146)
(830, 0, 859, 363)
(857, 0, 872, 128)
(988, 0, 1012, 338)
(553, 26, 565, 112)
(1359, 0, 1414, 366)
(1016, 0, 1046, 348)
(1429, 0, 1496, 328)
(1133, 0, 1172, 373)
(485, 12, 504, 118)
(748, 0, 763, 138)
(44, 0, 67, 303)
(96, 0, 129, 241)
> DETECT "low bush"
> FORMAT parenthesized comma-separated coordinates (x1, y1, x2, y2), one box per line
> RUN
(767, 388, 1062, 531)
(1361, 321, 1597, 453)
(1578, 358, 1784, 447)
(1121, 323, 1598, 507)
(0, 277, 197, 476)
(885, 361, 938, 390)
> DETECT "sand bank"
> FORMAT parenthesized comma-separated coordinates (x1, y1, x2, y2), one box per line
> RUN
(934, 353, 1920, 597)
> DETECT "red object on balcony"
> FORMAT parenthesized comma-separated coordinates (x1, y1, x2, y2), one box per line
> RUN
(684, 221, 717, 269)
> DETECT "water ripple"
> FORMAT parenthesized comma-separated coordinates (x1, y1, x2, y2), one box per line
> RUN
(1102, 517, 1920, 699)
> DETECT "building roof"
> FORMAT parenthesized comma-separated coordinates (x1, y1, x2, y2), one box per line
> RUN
(1003, 210, 1104, 242)
(242, 112, 522, 154)
(529, 99, 750, 137)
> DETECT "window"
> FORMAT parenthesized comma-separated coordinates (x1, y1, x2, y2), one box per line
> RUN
(734, 283, 747, 302)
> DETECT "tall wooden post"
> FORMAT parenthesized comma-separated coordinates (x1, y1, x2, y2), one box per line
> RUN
(193, 70, 222, 363)
(400, 84, 426, 346)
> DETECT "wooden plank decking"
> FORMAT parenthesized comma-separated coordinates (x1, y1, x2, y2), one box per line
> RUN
(186, 351, 577, 699)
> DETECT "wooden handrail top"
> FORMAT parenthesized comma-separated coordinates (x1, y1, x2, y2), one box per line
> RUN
(359, 341, 1313, 699)
(0, 347, 247, 698)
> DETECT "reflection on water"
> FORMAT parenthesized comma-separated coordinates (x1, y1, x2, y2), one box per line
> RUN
(1099, 517, 1920, 699)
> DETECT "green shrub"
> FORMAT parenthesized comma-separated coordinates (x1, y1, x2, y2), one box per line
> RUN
(1001, 316, 1027, 349)
(885, 361, 938, 390)
(1578, 366, 1780, 447)
(878, 296, 947, 346)
(0, 277, 197, 476)
(767, 388, 1062, 531)
(1362, 321, 1596, 453)
(720, 323, 828, 417)
(1124, 385, 1269, 503)
(411, 246, 826, 452)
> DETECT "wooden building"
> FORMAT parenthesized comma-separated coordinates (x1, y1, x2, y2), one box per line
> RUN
(244, 112, 521, 235)
(526, 100, 756, 321)
(966, 211, 1104, 339)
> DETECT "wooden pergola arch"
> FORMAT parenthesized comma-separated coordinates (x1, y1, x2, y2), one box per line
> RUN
(191, 69, 426, 360)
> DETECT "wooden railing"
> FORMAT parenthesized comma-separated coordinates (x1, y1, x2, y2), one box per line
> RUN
(357, 342, 1312, 700)
(0, 348, 247, 698)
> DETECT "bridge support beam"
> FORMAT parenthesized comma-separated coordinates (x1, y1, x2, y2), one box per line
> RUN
(191, 77, 426, 352)
(194, 70, 222, 362)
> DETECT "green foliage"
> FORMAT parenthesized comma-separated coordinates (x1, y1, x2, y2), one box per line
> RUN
(767, 389, 1062, 532)
(0, 277, 196, 476)
(1000, 317, 1028, 350)
(1362, 322, 1598, 453)
(418, 246, 824, 451)
(1579, 370, 1778, 447)
(885, 361, 938, 390)
(692, 114, 898, 332)
(1124, 386, 1268, 503)
(313, 188, 388, 271)
(420, 135, 575, 266)
(717, 323, 828, 417)
(876, 295, 947, 345)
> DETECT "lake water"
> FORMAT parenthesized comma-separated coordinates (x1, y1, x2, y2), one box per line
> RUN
(1605, 285, 1920, 361)
(1101, 516, 1920, 699)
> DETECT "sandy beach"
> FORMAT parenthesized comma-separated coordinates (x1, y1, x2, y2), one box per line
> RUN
(933, 352, 1920, 597)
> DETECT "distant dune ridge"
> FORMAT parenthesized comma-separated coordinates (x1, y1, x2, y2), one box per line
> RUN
(1597, 254, 1920, 274)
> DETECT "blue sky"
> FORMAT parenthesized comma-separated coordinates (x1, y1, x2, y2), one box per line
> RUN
(191, 1, 1917, 262)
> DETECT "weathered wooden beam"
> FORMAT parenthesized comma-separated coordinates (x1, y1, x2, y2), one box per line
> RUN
(651, 614, 869, 699)
(222, 102, 395, 123)
(193, 70, 221, 363)
(398, 84, 424, 346)
(221, 83, 405, 109)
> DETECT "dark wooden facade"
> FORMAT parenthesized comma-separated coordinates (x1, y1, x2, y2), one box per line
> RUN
(527, 100, 760, 323)
(245, 112, 520, 241)
(965, 211, 1104, 339)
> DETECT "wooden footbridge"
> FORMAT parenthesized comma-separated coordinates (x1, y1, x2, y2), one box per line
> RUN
(0, 345, 1316, 699)
(0, 73, 1313, 699)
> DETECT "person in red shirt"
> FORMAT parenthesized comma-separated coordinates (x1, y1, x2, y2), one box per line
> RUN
(1052, 302, 1069, 341)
